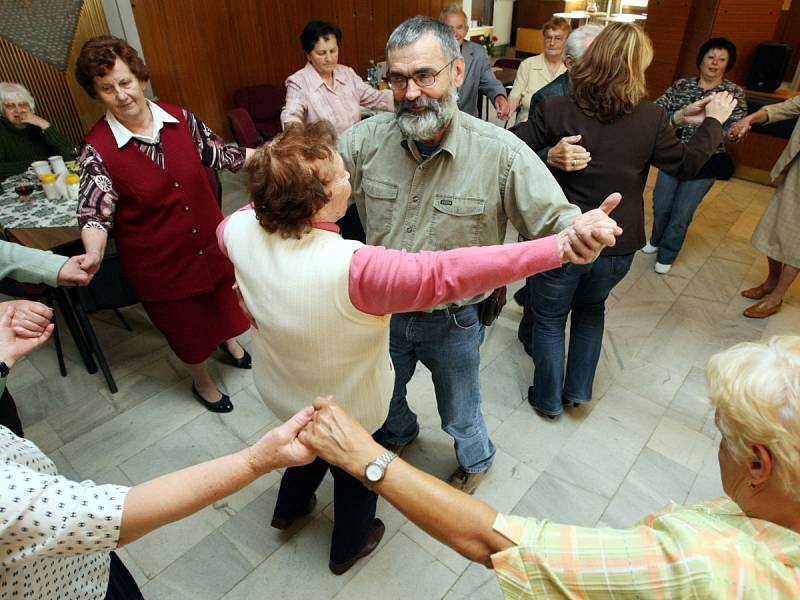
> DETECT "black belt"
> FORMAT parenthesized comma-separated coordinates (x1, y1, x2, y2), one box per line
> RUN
(425, 304, 475, 317)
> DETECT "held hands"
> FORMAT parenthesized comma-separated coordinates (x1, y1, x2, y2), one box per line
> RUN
(5, 300, 53, 339)
(78, 250, 104, 277)
(547, 135, 591, 172)
(57, 255, 93, 287)
(556, 193, 623, 264)
(676, 92, 737, 127)
(247, 406, 317, 474)
(727, 116, 752, 142)
(494, 95, 511, 121)
(0, 305, 54, 368)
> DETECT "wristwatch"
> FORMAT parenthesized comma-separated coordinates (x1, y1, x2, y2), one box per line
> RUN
(0, 362, 9, 378)
(363, 450, 397, 490)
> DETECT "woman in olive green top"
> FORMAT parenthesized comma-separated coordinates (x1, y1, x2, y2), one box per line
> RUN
(0, 82, 74, 180)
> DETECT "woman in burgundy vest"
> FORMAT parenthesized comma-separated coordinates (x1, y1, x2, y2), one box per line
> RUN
(74, 36, 251, 413)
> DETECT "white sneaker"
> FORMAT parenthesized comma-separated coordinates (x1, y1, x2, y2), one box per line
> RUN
(654, 262, 672, 274)
(641, 242, 658, 254)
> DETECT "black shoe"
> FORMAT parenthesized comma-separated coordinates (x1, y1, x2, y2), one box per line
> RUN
(513, 287, 527, 307)
(271, 494, 317, 530)
(329, 518, 385, 575)
(527, 386, 559, 420)
(191, 383, 234, 413)
(218, 343, 252, 369)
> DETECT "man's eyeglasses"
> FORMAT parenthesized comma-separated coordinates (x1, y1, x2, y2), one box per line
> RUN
(3, 101, 30, 111)
(388, 58, 457, 91)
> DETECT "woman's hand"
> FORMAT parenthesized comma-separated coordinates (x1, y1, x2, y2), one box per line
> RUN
(703, 91, 737, 124)
(557, 193, 622, 264)
(57, 255, 93, 286)
(19, 111, 51, 131)
(676, 92, 736, 127)
(232, 283, 257, 329)
(546, 135, 591, 172)
(5, 300, 53, 339)
(0, 305, 54, 368)
(728, 116, 753, 141)
(299, 396, 384, 478)
(248, 406, 317, 474)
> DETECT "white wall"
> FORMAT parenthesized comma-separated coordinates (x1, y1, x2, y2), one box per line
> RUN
(493, 0, 514, 46)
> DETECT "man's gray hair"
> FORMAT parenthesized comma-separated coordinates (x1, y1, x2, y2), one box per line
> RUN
(386, 16, 461, 64)
(564, 24, 603, 63)
(439, 3, 467, 21)
(0, 82, 35, 111)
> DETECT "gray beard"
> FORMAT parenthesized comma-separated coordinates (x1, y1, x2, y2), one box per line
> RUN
(395, 87, 458, 141)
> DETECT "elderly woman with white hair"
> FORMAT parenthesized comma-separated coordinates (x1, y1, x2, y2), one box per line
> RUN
(300, 335, 800, 598)
(0, 82, 74, 180)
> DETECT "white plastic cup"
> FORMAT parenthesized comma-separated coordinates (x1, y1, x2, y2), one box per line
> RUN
(31, 160, 52, 178)
(48, 155, 67, 175)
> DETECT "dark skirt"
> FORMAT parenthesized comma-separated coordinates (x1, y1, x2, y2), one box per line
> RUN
(105, 551, 144, 600)
(141, 280, 250, 364)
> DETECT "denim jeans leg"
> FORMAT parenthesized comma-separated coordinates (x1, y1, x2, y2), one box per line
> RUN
(530, 265, 584, 415)
(650, 170, 680, 247)
(416, 305, 495, 473)
(656, 177, 715, 265)
(516, 275, 535, 356)
(563, 254, 634, 403)
(382, 313, 420, 446)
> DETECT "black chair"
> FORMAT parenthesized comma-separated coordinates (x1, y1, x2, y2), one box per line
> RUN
(68, 252, 139, 394)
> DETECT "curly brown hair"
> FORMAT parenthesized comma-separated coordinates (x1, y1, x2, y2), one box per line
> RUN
(246, 121, 338, 239)
(75, 36, 150, 98)
(569, 22, 652, 123)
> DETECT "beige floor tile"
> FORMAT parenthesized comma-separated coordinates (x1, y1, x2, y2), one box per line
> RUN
(646, 416, 715, 472)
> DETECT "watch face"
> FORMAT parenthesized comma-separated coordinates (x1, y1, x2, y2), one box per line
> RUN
(365, 463, 383, 482)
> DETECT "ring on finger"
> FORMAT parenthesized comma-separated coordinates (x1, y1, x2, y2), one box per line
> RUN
(572, 159, 577, 167)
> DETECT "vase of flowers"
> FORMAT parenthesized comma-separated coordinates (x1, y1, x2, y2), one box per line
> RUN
(480, 34, 498, 57)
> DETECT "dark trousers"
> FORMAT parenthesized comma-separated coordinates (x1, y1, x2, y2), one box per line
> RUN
(273, 446, 379, 564)
(0, 388, 23, 437)
(104, 551, 144, 600)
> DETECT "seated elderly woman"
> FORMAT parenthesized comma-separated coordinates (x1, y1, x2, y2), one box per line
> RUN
(218, 120, 622, 575)
(301, 336, 800, 598)
(280, 20, 394, 135)
(0, 82, 74, 180)
(0, 303, 316, 600)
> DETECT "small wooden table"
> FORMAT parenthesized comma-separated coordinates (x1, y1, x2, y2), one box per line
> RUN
(6, 226, 80, 252)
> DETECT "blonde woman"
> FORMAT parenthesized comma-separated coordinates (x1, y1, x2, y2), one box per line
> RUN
(512, 23, 737, 418)
(301, 336, 800, 599)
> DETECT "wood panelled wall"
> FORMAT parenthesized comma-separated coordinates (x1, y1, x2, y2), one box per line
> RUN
(645, 0, 784, 97)
(132, 0, 453, 138)
(0, 0, 110, 144)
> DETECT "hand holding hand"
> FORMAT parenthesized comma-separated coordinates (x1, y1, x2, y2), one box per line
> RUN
(727, 117, 751, 142)
(299, 396, 384, 477)
(547, 135, 591, 172)
(557, 193, 622, 264)
(494, 95, 511, 121)
(0, 306, 54, 368)
(57, 255, 93, 286)
(79, 250, 103, 276)
(703, 91, 737, 124)
(232, 283, 257, 329)
(247, 405, 317, 474)
(5, 300, 53, 339)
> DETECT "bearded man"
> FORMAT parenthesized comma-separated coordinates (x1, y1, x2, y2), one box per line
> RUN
(338, 16, 594, 493)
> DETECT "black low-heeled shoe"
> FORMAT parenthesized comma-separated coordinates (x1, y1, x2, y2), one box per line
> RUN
(218, 343, 252, 369)
(191, 384, 234, 413)
(527, 386, 559, 420)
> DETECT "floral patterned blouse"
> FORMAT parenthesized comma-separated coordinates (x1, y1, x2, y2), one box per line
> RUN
(78, 109, 246, 230)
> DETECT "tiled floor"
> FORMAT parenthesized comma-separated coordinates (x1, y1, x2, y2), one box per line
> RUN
(9, 168, 800, 600)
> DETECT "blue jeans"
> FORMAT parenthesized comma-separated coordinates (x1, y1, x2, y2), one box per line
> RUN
(528, 254, 634, 415)
(650, 171, 715, 265)
(383, 304, 495, 473)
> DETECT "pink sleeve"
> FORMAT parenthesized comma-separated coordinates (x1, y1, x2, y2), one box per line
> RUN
(349, 236, 561, 316)
(216, 203, 254, 258)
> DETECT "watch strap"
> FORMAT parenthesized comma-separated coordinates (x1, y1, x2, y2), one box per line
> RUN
(364, 450, 397, 490)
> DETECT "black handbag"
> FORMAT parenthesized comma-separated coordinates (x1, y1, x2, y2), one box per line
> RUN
(478, 286, 507, 326)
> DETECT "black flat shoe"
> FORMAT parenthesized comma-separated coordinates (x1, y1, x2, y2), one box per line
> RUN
(329, 518, 385, 575)
(218, 343, 252, 369)
(191, 383, 234, 413)
(527, 386, 559, 420)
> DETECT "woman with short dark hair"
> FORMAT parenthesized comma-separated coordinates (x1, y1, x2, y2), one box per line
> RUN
(219, 120, 622, 574)
(74, 36, 253, 413)
(280, 20, 393, 135)
(642, 37, 746, 274)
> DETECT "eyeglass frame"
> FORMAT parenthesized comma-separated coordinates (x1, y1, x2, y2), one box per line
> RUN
(387, 57, 458, 91)
(2, 101, 31, 111)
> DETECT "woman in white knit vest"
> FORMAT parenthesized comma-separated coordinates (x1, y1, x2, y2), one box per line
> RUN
(217, 120, 622, 575)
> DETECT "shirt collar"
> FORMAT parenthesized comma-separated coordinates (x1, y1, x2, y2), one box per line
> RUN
(305, 62, 345, 91)
(104, 99, 179, 148)
(313, 222, 340, 233)
(399, 107, 462, 161)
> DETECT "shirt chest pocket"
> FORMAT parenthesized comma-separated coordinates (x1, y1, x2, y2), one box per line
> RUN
(429, 194, 486, 250)
(362, 177, 398, 236)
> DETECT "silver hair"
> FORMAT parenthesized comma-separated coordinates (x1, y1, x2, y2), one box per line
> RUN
(0, 82, 35, 111)
(395, 86, 459, 141)
(564, 24, 603, 63)
(386, 16, 461, 64)
(439, 3, 467, 21)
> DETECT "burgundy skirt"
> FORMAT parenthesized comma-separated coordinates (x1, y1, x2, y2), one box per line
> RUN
(141, 280, 250, 364)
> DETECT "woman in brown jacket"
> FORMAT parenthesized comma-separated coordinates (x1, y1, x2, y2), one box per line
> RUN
(512, 22, 736, 419)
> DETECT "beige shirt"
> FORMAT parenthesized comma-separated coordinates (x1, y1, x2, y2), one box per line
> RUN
(338, 110, 579, 308)
(509, 54, 567, 122)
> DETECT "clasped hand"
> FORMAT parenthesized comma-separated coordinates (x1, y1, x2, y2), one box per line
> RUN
(556, 192, 623, 265)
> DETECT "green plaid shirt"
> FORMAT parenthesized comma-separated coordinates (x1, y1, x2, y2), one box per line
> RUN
(492, 497, 800, 599)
